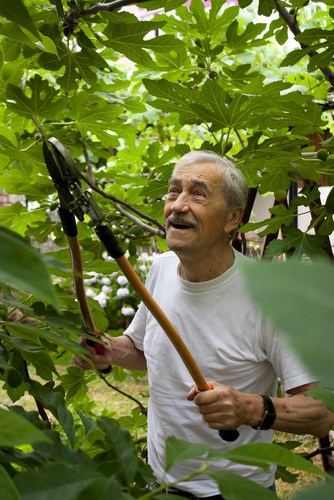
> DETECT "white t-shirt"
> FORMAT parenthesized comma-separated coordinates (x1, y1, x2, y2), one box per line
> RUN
(124, 250, 314, 497)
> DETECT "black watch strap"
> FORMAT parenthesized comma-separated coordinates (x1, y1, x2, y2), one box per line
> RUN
(252, 395, 276, 430)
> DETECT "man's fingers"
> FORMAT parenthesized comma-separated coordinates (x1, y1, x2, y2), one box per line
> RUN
(73, 354, 92, 371)
(73, 340, 101, 370)
(73, 353, 109, 371)
(186, 385, 198, 401)
(193, 386, 221, 406)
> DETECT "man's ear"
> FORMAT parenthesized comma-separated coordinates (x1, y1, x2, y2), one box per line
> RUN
(224, 207, 244, 234)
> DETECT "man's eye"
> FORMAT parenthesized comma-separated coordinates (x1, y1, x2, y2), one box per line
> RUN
(166, 188, 178, 199)
(194, 191, 205, 197)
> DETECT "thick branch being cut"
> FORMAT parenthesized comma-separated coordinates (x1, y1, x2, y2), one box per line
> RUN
(78, 171, 166, 236)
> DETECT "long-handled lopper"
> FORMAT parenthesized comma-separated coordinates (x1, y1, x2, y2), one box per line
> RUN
(43, 137, 239, 442)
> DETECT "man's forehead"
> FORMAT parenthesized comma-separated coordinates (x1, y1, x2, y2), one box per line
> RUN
(169, 162, 223, 187)
(168, 176, 209, 189)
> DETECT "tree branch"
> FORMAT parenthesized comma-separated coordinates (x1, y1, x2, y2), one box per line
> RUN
(79, 144, 165, 234)
(115, 203, 165, 238)
(193, 124, 207, 142)
(82, 143, 97, 188)
(235, 129, 246, 149)
(78, 171, 166, 234)
(24, 362, 51, 424)
(98, 372, 147, 416)
(305, 446, 334, 460)
(274, 0, 334, 87)
(64, 0, 150, 33)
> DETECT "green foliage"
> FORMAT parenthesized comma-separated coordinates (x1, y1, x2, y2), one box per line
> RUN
(0, 0, 334, 498)
(165, 437, 324, 476)
(163, 437, 327, 499)
(0, 408, 50, 447)
(240, 259, 334, 389)
(0, 0, 39, 38)
(0, 226, 59, 308)
(1, 409, 155, 500)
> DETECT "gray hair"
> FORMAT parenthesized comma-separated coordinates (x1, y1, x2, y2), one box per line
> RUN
(173, 150, 248, 210)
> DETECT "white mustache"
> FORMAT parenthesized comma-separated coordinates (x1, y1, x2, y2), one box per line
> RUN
(166, 215, 198, 229)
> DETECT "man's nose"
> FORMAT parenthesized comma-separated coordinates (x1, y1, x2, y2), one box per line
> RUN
(170, 193, 190, 212)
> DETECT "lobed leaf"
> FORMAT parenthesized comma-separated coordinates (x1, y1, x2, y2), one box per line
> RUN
(265, 227, 328, 259)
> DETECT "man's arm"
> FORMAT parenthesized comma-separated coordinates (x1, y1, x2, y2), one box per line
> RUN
(74, 334, 147, 371)
(270, 384, 334, 437)
(187, 382, 334, 438)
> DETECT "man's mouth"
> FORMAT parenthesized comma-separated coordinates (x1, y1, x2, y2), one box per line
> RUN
(167, 217, 197, 230)
(173, 224, 190, 229)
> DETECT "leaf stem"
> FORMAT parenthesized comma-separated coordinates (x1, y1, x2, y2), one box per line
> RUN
(139, 463, 209, 499)
(32, 116, 46, 139)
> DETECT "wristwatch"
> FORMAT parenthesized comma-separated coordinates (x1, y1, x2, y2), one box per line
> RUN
(252, 395, 276, 430)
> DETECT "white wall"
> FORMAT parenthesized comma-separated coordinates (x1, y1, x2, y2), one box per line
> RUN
(251, 188, 334, 250)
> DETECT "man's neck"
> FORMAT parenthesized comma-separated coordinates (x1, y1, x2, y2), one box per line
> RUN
(177, 245, 235, 282)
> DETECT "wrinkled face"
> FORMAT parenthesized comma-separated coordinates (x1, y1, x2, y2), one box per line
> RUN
(164, 162, 240, 258)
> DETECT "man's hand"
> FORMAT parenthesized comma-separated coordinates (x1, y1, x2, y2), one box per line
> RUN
(187, 382, 263, 430)
(73, 337, 112, 372)
(188, 381, 334, 438)
(73, 334, 147, 372)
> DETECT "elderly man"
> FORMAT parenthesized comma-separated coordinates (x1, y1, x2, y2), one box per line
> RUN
(75, 151, 333, 499)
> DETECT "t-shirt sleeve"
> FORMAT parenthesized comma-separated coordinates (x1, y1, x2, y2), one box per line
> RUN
(123, 300, 147, 351)
(262, 318, 317, 392)
(122, 259, 157, 351)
